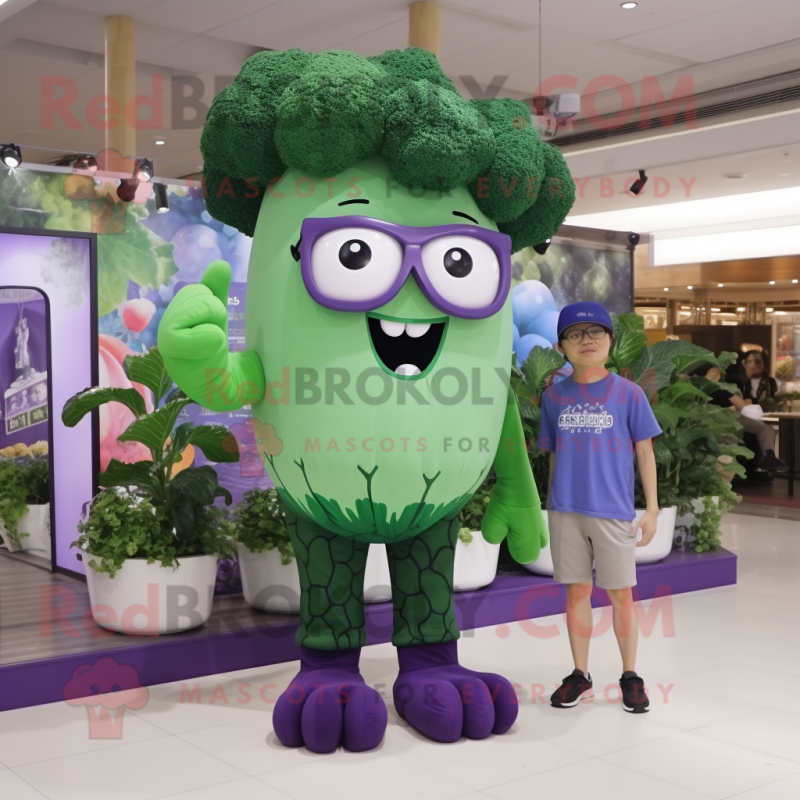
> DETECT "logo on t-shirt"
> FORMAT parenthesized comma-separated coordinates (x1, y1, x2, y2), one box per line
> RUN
(557, 403, 614, 434)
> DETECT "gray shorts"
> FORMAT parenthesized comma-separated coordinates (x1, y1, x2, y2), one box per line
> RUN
(549, 510, 637, 590)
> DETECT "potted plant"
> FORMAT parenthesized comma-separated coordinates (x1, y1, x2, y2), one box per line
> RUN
(231, 487, 299, 613)
(62, 347, 238, 635)
(452, 478, 503, 592)
(0, 447, 50, 554)
(230, 487, 393, 611)
(628, 333, 750, 553)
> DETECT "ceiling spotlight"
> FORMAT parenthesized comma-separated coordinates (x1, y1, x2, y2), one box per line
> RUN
(117, 178, 140, 202)
(154, 139, 166, 146)
(793, 279, 799, 284)
(736, 307, 746, 312)
(628, 169, 648, 196)
(717, 283, 724, 287)
(621, 2, 638, 7)
(664, 287, 669, 292)
(687, 285, 693, 290)
(766, 307, 774, 312)
(769, 280, 776, 285)
(75, 154, 97, 174)
(154, 182, 170, 214)
(627, 232, 641, 246)
(133, 157, 154, 182)
(0, 143, 22, 169)
(533, 239, 551, 255)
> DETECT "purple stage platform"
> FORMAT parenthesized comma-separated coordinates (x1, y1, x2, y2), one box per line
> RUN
(0, 547, 736, 712)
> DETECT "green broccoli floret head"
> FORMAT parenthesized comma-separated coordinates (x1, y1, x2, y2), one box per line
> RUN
(201, 47, 575, 251)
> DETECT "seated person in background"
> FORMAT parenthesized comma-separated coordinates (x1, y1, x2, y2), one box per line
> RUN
(692, 363, 787, 472)
(738, 350, 778, 405)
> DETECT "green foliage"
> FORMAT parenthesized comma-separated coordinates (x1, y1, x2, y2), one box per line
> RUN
(228, 487, 295, 565)
(691, 494, 733, 552)
(510, 346, 566, 504)
(202, 48, 575, 250)
(74, 489, 233, 578)
(761, 392, 800, 413)
(97, 217, 177, 316)
(63, 347, 239, 571)
(0, 457, 50, 549)
(458, 480, 494, 543)
(606, 312, 647, 373)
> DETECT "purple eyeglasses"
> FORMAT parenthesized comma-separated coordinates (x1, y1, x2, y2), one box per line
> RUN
(295, 216, 512, 320)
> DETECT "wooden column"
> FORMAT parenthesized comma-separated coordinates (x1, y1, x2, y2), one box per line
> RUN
(105, 16, 136, 159)
(409, 1, 440, 58)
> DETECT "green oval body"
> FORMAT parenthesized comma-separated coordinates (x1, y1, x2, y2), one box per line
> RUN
(246, 156, 511, 543)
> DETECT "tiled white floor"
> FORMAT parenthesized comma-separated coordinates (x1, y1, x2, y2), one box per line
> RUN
(2, 512, 799, 800)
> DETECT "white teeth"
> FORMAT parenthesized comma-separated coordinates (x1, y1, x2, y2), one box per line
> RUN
(396, 364, 422, 376)
(380, 319, 405, 337)
(379, 319, 432, 338)
(405, 323, 430, 338)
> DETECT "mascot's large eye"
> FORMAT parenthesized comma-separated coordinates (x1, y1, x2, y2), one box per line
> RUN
(339, 240, 371, 270)
(421, 236, 500, 309)
(311, 227, 402, 302)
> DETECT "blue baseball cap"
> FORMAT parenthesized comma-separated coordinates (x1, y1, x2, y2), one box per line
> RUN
(557, 301, 614, 340)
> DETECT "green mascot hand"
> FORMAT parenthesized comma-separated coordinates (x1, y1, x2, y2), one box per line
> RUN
(481, 386, 549, 564)
(158, 260, 265, 411)
(481, 492, 548, 565)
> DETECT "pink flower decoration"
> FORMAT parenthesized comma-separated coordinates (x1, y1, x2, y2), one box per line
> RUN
(98, 335, 154, 472)
(121, 299, 156, 333)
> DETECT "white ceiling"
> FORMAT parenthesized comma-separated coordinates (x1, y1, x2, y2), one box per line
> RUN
(0, 0, 798, 225)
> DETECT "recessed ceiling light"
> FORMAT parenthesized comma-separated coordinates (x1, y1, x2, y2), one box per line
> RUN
(717, 283, 724, 287)
(621, 2, 638, 7)
(793, 279, 799, 284)
(680, 311, 691, 316)
(711, 308, 721, 312)
(155, 139, 166, 145)
(774, 310, 788, 315)
(724, 173, 746, 180)
(769, 280, 776, 284)
(687, 285, 693, 289)
(663, 287, 669, 291)
(766, 307, 774, 312)
(736, 307, 746, 312)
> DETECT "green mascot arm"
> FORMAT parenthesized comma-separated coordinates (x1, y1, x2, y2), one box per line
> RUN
(158, 260, 265, 411)
(482, 386, 548, 564)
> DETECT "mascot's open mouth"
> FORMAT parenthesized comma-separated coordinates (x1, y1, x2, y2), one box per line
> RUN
(367, 314, 447, 379)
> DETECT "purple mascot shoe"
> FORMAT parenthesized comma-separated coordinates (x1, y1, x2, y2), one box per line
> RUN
(273, 647, 388, 754)
(393, 642, 519, 742)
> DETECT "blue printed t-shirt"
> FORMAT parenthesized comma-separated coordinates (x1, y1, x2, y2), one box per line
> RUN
(538, 372, 662, 521)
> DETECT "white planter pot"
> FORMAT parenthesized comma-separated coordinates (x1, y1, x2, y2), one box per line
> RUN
(524, 507, 679, 577)
(524, 510, 555, 576)
(238, 543, 301, 614)
(0, 504, 50, 555)
(361, 533, 501, 599)
(82, 553, 218, 635)
(674, 497, 719, 552)
(237, 542, 394, 610)
(364, 544, 392, 604)
(634, 506, 678, 564)
(453, 531, 501, 592)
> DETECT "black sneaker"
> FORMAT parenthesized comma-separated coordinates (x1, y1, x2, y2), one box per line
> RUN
(551, 669, 593, 708)
(620, 671, 650, 713)
(761, 450, 790, 472)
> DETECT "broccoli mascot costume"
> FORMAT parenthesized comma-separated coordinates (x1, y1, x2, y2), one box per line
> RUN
(158, 47, 575, 753)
